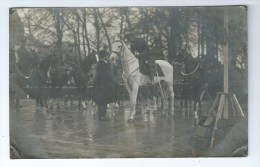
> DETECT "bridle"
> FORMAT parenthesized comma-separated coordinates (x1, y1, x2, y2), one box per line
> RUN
(111, 40, 139, 89)
(111, 40, 137, 64)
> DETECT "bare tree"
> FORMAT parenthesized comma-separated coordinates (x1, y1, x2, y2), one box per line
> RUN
(97, 8, 112, 52)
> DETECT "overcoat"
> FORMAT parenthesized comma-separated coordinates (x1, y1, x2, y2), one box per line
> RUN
(93, 59, 115, 105)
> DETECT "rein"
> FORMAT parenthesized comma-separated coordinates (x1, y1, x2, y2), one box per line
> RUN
(112, 40, 137, 63)
(180, 61, 200, 76)
(122, 67, 140, 80)
(112, 40, 140, 89)
(15, 63, 34, 79)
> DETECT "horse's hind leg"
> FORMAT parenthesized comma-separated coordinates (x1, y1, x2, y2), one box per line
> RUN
(157, 83, 166, 117)
(43, 96, 48, 108)
(167, 83, 175, 117)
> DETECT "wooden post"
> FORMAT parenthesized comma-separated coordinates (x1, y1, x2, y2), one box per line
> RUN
(224, 8, 229, 93)
(208, 8, 246, 149)
(210, 94, 224, 147)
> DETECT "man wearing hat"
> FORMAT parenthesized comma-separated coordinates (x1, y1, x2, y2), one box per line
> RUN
(93, 49, 115, 120)
(102, 44, 109, 55)
(125, 32, 154, 83)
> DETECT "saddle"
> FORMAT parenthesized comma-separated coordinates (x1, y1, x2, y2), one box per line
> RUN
(139, 61, 164, 77)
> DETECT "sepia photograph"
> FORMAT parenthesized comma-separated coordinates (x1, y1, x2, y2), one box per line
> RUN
(8, 6, 248, 159)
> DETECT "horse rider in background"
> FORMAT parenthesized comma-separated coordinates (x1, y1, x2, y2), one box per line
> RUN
(151, 37, 164, 60)
(125, 32, 155, 83)
(17, 40, 30, 68)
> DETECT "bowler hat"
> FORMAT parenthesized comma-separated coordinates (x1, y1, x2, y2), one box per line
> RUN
(99, 50, 108, 59)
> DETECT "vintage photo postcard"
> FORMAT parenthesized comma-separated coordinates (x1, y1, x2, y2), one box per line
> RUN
(9, 6, 248, 159)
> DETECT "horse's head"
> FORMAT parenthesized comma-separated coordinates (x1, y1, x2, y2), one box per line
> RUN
(16, 46, 40, 72)
(87, 49, 99, 64)
(110, 40, 123, 64)
(79, 51, 99, 74)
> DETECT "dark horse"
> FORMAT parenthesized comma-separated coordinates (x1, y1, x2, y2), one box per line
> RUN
(69, 51, 98, 108)
(10, 48, 50, 108)
(178, 52, 206, 115)
(47, 54, 72, 109)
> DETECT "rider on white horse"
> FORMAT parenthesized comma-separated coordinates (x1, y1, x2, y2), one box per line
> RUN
(125, 32, 155, 83)
(110, 39, 175, 121)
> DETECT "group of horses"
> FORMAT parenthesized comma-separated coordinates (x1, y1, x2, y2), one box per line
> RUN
(10, 47, 99, 110)
(10, 40, 222, 121)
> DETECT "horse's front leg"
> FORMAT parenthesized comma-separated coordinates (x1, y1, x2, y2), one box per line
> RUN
(49, 84, 57, 110)
(126, 83, 139, 121)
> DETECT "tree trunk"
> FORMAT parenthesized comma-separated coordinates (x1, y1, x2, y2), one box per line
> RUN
(197, 17, 201, 57)
(93, 9, 101, 53)
(76, 13, 81, 62)
(119, 10, 124, 39)
(97, 9, 112, 52)
(168, 9, 181, 63)
(124, 7, 132, 31)
(53, 9, 63, 62)
(82, 9, 91, 55)
(82, 25, 87, 58)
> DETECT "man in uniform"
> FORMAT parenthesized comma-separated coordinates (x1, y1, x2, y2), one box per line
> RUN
(151, 37, 164, 60)
(125, 32, 154, 83)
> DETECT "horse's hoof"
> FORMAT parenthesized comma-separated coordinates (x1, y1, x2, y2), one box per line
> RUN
(152, 110, 158, 114)
(169, 111, 174, 117)
(99, 117, 110, 121)
(127, 118, 135, 123)
(114, 103, 119, 108)
(160, 114, 166, 118)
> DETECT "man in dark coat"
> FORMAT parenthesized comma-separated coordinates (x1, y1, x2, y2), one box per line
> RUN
(93, 49, 115, 120)
(125, 32, 154, 82)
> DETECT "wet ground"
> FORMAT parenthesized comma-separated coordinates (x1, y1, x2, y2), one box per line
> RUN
(10, 98, 246, 158)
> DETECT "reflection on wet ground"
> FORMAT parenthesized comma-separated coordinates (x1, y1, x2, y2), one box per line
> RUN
(10, 99, 209, 158)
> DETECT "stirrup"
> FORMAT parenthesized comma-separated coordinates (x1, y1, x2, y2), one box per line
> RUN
(150, 78, 154, 84)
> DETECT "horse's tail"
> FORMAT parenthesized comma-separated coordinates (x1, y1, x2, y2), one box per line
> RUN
(155, 60, 173, 84)
(155, 60, 175, 114)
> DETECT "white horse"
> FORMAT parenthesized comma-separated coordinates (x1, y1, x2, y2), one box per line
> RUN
(110, 40, 174, 121)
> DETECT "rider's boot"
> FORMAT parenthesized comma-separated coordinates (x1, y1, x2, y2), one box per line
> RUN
(150, 76, 154, 84)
